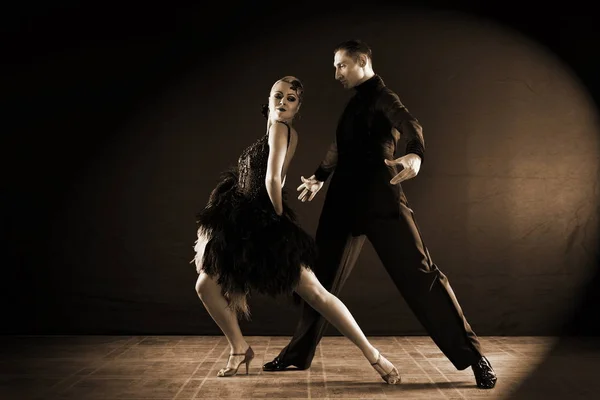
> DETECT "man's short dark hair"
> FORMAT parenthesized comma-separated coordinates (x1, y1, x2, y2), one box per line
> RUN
(333, 39, 373, 64)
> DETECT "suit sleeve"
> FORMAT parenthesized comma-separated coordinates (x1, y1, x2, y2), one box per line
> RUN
(313, 139, 338, 182)
(378, 90, 425, 162)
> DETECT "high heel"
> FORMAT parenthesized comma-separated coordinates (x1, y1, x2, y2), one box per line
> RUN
(217, 347, 255, 377)
(371, 352, 401, 384)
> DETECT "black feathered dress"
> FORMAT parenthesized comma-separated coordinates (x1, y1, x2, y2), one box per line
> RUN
(192, 121, 317, 319)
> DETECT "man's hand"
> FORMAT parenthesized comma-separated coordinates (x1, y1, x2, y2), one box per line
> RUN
(384, 153, 422, 185)
(297, 175, 324, 202)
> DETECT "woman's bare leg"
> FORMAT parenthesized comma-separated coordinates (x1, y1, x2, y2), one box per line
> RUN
(194, 235, 249, 370)
(295, 268, 399, 382)
(195, 272, 248, 355)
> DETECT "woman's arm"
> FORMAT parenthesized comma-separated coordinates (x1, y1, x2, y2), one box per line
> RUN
(265, 122, 289, 216)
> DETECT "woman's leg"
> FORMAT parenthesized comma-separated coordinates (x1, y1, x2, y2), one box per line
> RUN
(194, 234, 251, 374)
(195, 272, 254, 375)
(295, 268, 400, 383)
(195, 272, 248, 354)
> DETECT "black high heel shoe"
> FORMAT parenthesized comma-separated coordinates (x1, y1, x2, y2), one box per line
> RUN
(217, 347, 255, 377)
(371, 352, 401, 384)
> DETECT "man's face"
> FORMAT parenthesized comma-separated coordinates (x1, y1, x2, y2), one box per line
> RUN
(333, 50, 366, 89)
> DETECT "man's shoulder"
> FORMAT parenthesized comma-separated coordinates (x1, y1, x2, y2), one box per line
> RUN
(374, 86, 400, 106)
(378, 85, 398, 97)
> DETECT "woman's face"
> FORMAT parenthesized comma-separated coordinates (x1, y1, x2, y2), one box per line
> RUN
(268, 80, 301, 122)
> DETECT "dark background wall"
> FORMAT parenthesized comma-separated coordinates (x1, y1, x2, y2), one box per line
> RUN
(2, 0, 599, 337)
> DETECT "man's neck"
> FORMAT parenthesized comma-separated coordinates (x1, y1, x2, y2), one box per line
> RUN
(357, 71, 375, 86)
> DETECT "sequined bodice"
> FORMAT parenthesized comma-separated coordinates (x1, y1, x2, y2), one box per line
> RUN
(237, 133, 270, 199)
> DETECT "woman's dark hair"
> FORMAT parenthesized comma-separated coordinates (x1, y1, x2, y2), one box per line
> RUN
(260, 103, 269, 119)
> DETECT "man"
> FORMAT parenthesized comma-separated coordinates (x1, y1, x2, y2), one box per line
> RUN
(262, 39, 497, 389)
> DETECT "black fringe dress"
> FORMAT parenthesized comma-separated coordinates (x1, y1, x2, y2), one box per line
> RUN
(193, 122, 317, 319)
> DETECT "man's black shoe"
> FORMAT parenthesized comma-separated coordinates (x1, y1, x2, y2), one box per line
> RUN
(472, 356, 497, 389)
(262, 356, 308, 371)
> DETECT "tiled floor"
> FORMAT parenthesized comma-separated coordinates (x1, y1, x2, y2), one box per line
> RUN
(1, 335, 598, 399)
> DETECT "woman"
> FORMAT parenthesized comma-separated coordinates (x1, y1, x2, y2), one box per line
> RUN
(192, 76, 400, 384)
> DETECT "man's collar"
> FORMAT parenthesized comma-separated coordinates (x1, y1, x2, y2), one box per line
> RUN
(354, 74, 383, 93)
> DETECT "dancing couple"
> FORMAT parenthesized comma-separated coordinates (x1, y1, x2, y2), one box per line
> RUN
(192, 39, 497, 389)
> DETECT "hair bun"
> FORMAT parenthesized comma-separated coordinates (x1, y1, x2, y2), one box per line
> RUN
(260, 104, 269, 119)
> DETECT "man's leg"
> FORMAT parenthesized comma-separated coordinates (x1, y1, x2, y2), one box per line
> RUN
(364, 203, 483, 370)
(265, 213, 366, 369)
